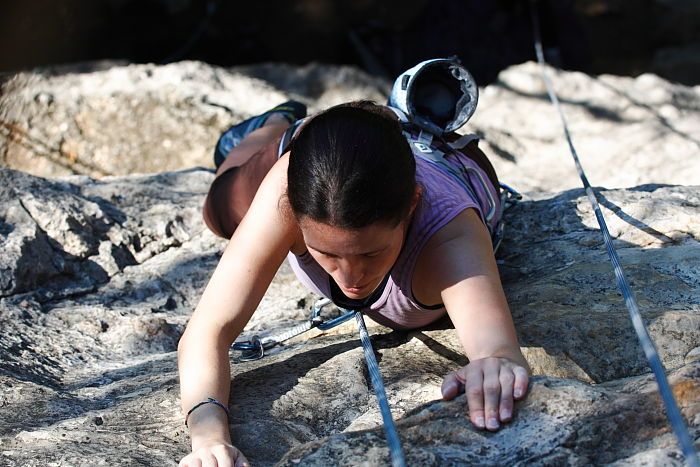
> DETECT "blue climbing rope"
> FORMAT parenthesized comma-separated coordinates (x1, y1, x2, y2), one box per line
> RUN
(529, 4, 699, 466)
(355, 311, 407, 467)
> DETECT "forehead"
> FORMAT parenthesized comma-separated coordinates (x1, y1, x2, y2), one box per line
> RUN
(299, 218, 401, 255)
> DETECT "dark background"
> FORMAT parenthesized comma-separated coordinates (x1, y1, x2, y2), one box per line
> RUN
(1, 0, 699, 85)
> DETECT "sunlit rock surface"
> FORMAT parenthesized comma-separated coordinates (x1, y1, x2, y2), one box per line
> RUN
(0, 61, 698, 465)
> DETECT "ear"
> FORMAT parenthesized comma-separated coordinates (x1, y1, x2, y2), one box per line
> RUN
(409, 184, 422, 216)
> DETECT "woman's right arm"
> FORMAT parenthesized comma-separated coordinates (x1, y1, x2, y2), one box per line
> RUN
(178, 157, 297, 467)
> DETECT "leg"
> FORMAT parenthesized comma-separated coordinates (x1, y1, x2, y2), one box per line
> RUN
(204, 117, 290, 239)
(213, 101, 306, 168)
(214, 114, 290, 176)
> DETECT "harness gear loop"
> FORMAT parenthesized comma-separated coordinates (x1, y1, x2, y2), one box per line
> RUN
(493, 182, 522, 254)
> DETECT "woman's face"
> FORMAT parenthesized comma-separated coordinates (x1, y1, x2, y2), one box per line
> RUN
(299, 217, 409, 300)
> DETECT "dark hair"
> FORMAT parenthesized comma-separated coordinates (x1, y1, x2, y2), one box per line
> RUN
(287, 101, 416, 229)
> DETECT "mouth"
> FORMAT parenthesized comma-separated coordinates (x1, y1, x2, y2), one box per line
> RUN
(344, 284, 367, 293)
(341, 280, 377, 296)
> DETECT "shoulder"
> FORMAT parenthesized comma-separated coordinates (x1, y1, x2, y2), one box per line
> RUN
(252, 152, 290, 211)
(239, 153, 305, 254)
(412, 208, 491, 304)
(423, 207, 488, 247)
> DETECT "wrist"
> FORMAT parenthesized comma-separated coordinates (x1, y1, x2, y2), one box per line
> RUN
(186, 397, 229, 427)
(502, 352, 531, 373)
(186, 403, 232, 448)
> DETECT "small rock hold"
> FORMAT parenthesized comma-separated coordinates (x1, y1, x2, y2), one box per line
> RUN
(685, 347, 700, 364)
(93, 416, 104, 426)
(34, 92, 54, 105)
(164, 296, 177, 311)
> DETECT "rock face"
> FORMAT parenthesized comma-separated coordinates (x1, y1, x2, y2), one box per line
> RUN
(0, 61, 388, 178)
(0, 61, 699, 466)
(2, 60, 699, 192)
(476, 63, 700, 194)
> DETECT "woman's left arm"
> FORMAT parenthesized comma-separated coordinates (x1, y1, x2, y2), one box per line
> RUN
(416, 208, 530, 431)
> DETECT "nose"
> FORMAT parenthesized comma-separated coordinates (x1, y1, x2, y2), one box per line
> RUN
(335, 257, 366, 288)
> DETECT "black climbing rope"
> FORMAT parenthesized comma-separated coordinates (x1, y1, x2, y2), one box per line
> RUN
(529, 3, 699, 466)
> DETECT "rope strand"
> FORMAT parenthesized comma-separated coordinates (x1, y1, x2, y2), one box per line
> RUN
(355, 312, 407, 467)
(529, 4, 698, 465)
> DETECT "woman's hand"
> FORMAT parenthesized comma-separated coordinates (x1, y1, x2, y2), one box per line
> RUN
(441, 357, 529, 431)
(179, 440, 250, 467)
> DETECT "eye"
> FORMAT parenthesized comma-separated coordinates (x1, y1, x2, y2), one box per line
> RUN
(362, 251, 381, 258)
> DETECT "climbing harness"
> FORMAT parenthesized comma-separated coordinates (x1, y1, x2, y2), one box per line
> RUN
(386, 56, 506, 242)
(387, 56, 523, 251)
(387, 104, 521, 252)
(402, 121, 499, 225)
(529, 4, 699, 466)
(232, 298, 354, 361)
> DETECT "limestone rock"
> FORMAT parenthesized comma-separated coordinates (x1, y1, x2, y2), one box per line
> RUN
(3, 60, 699, 194)
(501, 185, 700, 383)
(278, 361, 700, 466)
(476, 63, 700, 193)
(0, 61, 387, 178)
(0, 166, 697, 466)
(1, 61, 699, 466)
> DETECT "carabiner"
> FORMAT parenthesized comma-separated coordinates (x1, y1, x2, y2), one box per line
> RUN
(235, 335, 265, 362)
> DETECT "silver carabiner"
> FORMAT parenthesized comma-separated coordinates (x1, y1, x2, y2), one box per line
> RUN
(237, 335, 265, 362)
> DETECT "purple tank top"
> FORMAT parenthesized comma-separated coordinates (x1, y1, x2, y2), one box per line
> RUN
(287, 143, 502, 330)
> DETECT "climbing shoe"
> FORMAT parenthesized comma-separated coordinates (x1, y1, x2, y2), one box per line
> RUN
(214, 100, 307, 169)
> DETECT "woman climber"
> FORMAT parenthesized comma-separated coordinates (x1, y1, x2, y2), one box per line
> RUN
(178, 58, 530, 467)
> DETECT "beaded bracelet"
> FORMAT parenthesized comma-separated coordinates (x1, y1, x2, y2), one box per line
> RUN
(185, 397, 230, 427)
